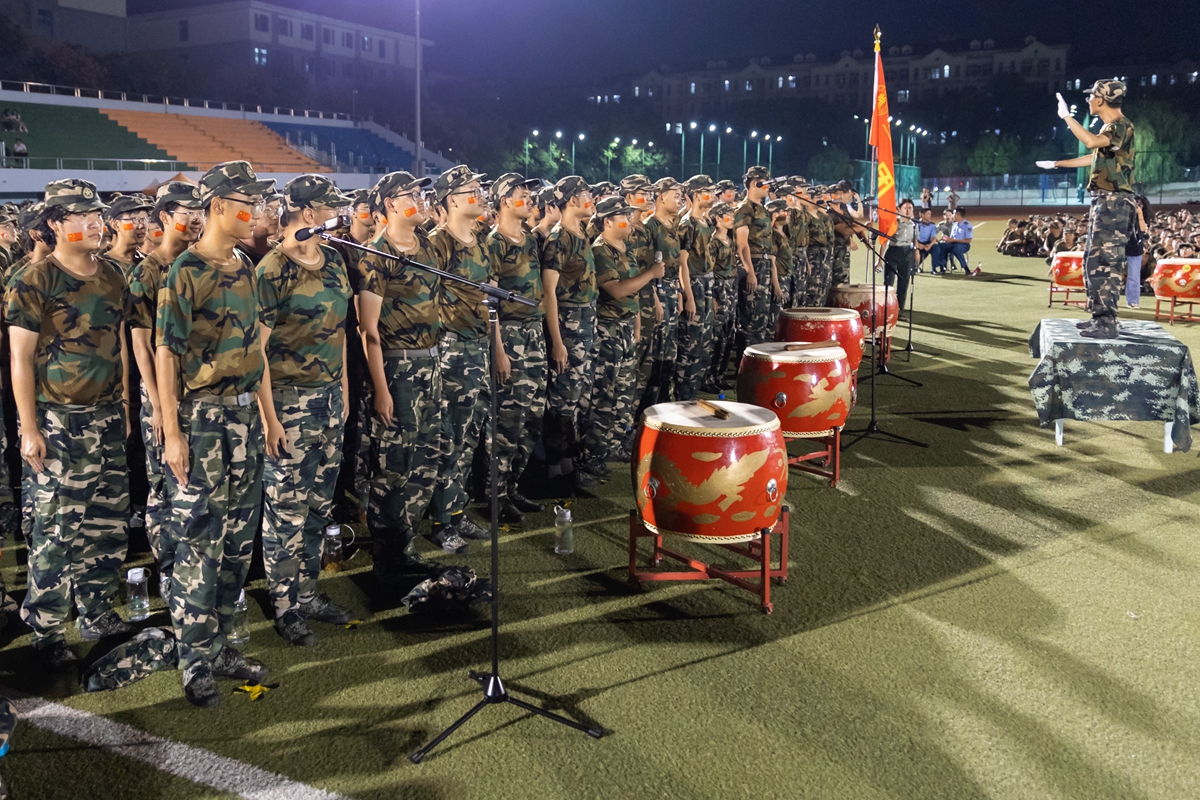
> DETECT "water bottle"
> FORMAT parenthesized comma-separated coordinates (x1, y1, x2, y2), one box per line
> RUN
(229, 589, 250, 645)
(553, 505, 574, 555)
(322, 524, 344, 573)
(126, 567, 150, 622)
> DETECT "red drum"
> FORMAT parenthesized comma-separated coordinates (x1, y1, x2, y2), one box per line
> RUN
(1157, 258, 1200, 299)
(830, 284, 899, 337)
(1050, 251, 1085, 288)
(738, 343, 852, 438)
(775, 307, 864, 372)
(634, 401, 787, 543)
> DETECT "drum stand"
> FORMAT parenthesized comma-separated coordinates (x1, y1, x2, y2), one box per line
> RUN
(786, 429, 842, 488)
(628, 507, 790, 615)
(315, 234, 603, 763)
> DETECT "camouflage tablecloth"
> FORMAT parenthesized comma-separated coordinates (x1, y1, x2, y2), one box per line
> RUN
(1029, 318, 1200, 452)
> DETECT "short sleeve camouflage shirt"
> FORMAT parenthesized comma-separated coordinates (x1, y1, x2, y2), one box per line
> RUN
(6, 254, 128, 405)
(156, 248, 264, 397)
(643, 215, 683, 281)
(127, 249, 170, 333)
(593, 237, 640, 320)
(360, 230, 440, 351)
(711, 234, 736, 278)
(486, 227, 544, 321)
(542, 224, 598, 306)
(772, 229, 793, 277)
(679, 213, 714, 275)
(733, 199, 775, 258)
(430, 228, 494, 339)
(1089, 116, 1136, 193)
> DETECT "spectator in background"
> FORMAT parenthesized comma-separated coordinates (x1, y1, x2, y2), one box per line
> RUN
(1125, 195, 1149, 309)
(12, 139, 27, 164)
(930, 207, 973, 275)
(920, 187, 932, 212)
(946, 187, 960, 213)
(915, 206, 938, 271)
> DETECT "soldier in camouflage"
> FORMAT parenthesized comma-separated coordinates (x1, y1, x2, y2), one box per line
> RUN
(7, 178, 132, 671)
(542, 175, 599, 484)
(257, 174, 356, 647)
(781, 179, 811, 306)
(357, 171, 451, 582)
(675, 175, 717, 401)
(127, 182, 205, 601)
(429, 165, 496, 546)
(803, 186, 836, 306)
(102, 194, 153, 280)
(704, 202, 738, 392)
(618, 175, 656, 398)
(734, 166, 778, 352)
(768, 199, 792, 330)
(577, 198, 664, 485)
(829, 180, 861, 288)
(156, 161, 275, 707)
(638, 176, 686, 413)
(1039, 79, 1136, 339)
(487, 173, 548, 522)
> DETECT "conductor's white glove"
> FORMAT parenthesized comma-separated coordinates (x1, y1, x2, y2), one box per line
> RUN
(1035, 160, 1057, 170)
(1056, 93, 1071, 120)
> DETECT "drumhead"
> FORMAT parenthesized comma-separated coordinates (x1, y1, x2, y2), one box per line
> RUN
(779, 307, 859, 322)
(643, 401, 779, 435)
(744, 342, 848, 364)
(833, 284, 894, 297)
(1159, 258, 1200, 267)
(1052, 250, 1084, 260)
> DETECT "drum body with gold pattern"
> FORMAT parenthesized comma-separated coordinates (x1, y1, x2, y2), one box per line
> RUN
(633, 402, 787, 543)
(774, 307, 864, 372)
(1050, 250, 1085, 288)
(829, 284, 899, 337)
(737, 343, 852, 438)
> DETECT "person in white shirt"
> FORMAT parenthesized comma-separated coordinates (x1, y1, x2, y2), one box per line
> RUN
(930, 208, 973, 275)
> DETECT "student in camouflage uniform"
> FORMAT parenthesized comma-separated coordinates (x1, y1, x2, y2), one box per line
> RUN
(156, 161, 274, 707)
(734, 167, 777, 352)
(0, 211, 16, 273)
(803, 187, 836, 306)
(235, 193, 283, 267)
(127, 182, 205, 599)
(638, 177, 686, 413)
(542, 176, 599, 483)
(577, 198, 664, 485)
(704, 203, 738, 392)
(829, 181, 860, 288)
(357, 171, 451, 582)
(768, 199, 792, 331)
(429, 165, 496, 547)
(102, 194, 153, 280)
(1039, 79, 1136, 339)
(675, 176, 716, 401)
(486, 173, 547, 522)
(257, 175, 355, 647)
(781, 180, 811, 305)
(532, 186, 561, 251)
(8, 179, 132, 670)
(618, 175, 655, 391)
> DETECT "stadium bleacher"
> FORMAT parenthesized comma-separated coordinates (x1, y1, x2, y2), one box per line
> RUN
(263, 122, 414, 174)
(0, 101, 171, 168)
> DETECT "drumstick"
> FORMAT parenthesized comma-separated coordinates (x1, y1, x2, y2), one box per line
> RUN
(784, 340, 839, 351)
(696, 399, 731, 419)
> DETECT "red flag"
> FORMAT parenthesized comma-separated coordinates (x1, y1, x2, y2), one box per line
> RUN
(868, 31, 898, 237)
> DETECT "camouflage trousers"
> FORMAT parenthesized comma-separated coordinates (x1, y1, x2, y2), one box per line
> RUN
(674, 273, 714, 401)
(138, 384, 170, 576)
(637, 282, 680, 411)
(369, 352, 441, 571)
(545, 305, 596, 462)
(496, 319, 547, 495)
(708, 275, 739, 387)
(0, 400, 12, 509)
(262, 383, 344, 617)
(431, 335, 489, 524)
(737, 257, 775, 352)
(164, 398, 263, 668)
(21, 402, 128, 644)
(831, 243, 851, 288)
(804, 246, 833, 306)
(583, 317, 638, 463)
(788, 250, 810, 309)
(355, 384, 374, 513)
(1084, 193, 1135, 321)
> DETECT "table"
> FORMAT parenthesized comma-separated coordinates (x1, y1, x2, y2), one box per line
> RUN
(1029, 319, 1200, 452)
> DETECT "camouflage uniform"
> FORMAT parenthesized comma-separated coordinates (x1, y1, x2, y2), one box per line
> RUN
(708, 230, 739, 388)
(332, 225, 372, 517)
(542, 183, 598, 463)
(157, 164, 275, 669)
(487, 221, 546, 497)
(360, 228, 442, 572)
(770, 216, 793, 332)
(734, 196, 776, 351)
(258, 235, 352, 618)
(8, 242, 130, 645)
(639, 208, 683, 410)
(1083, 108, 1136, 329)
(831, 203, 853, 288)
(788, 205, 811, 305)
(804, 207, 835, 306)
(675, 209, 714, 401)
(584, 231, 641, 463)
(430, 203, 493, 525)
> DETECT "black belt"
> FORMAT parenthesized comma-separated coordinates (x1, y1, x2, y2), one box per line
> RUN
(383, 345, 438, 358)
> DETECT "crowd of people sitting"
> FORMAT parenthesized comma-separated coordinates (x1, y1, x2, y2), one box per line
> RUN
(0, 110, 27, 133)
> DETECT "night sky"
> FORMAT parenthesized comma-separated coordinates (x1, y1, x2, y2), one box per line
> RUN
(402, 0, 1198, 82)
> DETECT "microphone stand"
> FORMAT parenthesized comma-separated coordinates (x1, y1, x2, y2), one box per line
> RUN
(316, 233, 603, 762)
(877, 208, 940, 360)
(816, 206, 926, 451)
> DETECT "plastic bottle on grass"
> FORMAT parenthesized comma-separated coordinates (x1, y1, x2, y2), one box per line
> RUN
(126, 567, 150, 621)
(554, 505, 574, 555)
(229, 590, 250, 645)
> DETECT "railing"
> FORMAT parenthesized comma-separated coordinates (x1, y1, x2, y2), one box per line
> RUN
(0, 155, 383, 174)
(0, 79, 362, 122)
(920, 173, 1200, 206)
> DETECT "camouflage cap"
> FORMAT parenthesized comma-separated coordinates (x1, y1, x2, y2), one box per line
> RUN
(715, 179, 738, 193)
(533, 185, 557, 208)
(1085, 79, 1126, 104)
(593, 196, 635, 219)
(619, 174, 652, 195)
(552, 175, 591, 203)
(372, 170, 433, 211)
(44, 178, 108, 213)
(433, 164, 487, 203)
(155, 180, 204, 209)
(104, 193, 154, 220)
(833, 179, 853, 193)
(18, 201, 46, 229)
(652, 176, 683, 194)
(282, 174, 353, 213)
(198, 160, 276, 206)
(710, 202, 736, 219)
(766, 199, 789, 213)
(744, 165, 771, 182)
(490, 172, 542, 202)
(683, 174, 715, 194)
(590, 180, 616, 195)
(349, 188, 371, 207)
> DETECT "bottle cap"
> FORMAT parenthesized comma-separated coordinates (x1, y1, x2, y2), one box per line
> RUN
(127, 567, 146, 582)
(325, 524, 341, 536)
(554, 505, 571, 522)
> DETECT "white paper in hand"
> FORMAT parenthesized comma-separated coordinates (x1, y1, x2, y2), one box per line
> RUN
(1035, 160, 1057, 170)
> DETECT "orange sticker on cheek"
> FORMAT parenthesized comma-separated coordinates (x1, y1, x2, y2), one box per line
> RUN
(636, 198, 645, 204)
(67, 232, 84, 242)
(236, 210, 252, 223)
(122, 222, 135, 231)
(358, 212, 370, 220)
(153, 231, 163, 238)
(404, 207, 417, 218)
(514, 199, 526, 208)
(467, 196, 477, 205)
(618, 221, 628, 229)
(175, 222, 188, 232)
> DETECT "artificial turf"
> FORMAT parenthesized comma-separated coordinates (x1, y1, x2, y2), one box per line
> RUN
(2, 216, 1198, 800)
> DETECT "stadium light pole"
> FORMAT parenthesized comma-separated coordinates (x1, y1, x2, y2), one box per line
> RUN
(414, 0, 423, 177)
(572, 132, 584, 174)
(753, 130, 760, 167)
(768, 135, 779, 174)
(526, 129, 539, 175)
(608, 137, 619, 182)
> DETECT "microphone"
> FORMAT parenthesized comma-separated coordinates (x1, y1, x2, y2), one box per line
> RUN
(654, 250, 664, 291)
(294, 216, 347, 242)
